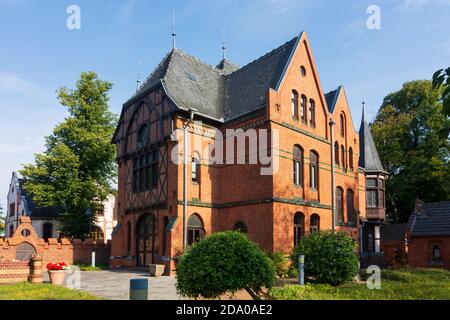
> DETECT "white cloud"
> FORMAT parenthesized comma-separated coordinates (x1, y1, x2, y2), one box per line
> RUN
(117, 0, 135, 26)
(0, 72, 56, 105)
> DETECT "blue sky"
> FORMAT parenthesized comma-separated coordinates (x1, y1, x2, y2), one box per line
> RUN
(1, 0, 449, 212)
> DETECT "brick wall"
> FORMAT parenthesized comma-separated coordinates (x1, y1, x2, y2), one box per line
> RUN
(0, 217, 111, 269)
(0, 261, 30, 284)
(406, 235, 450, 269)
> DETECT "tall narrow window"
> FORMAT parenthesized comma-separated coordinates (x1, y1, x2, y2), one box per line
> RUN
(293, 145, 303, 186)
(341, 145, 346, 170)
(309, 99, 316, 127)
(192, 156, 200, 183)
(294, 213, 305, 246)
(127, 221, 132, 255)
(310, 214, 320, 233)
(336, 187, 344, 225)
(432, 245, 442, 263)
(301, 95, 307, 122)
(366, 178, 379, 208)
(291, 90, 299, 119)
(349, 147, 354, 171)
(347, 189, 355, 226)
(340, 113, 345, 137)
(151, 150, 159, 188)
(334, 142, 340, 165)
(309, 151, 319, 190)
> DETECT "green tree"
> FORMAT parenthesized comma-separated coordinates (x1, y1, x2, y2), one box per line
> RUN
(176, 231, 275, 300)
(432, 68, 450, 117)
(20, 72, 117, 238)
(371, 80, 450, 223)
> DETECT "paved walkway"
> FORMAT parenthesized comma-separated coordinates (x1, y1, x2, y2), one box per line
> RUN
(45, 270, 185, 300)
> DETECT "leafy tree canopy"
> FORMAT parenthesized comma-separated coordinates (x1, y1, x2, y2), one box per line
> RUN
(20, 72, 118, 238)
(432, 67, 450, 118)
(371, 80, 450, 223)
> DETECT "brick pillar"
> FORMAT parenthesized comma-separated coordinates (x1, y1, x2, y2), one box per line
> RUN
(30, 255, 44, 284)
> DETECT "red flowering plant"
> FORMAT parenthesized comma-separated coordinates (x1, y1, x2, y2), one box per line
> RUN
(46, 262, 71, 271)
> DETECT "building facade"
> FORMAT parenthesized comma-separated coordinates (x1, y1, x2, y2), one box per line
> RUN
(5, 172, 118, 242)
(110, 32, 385, 272)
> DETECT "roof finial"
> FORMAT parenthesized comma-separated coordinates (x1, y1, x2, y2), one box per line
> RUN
(221, 28, 227, 60)
(172, 9, 177, 50)
(362, 101, 366, 123)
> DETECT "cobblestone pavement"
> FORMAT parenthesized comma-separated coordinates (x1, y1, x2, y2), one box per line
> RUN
(45, 270, 185, 300)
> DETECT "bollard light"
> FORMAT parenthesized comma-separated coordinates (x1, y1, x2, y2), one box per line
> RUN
(130, 278, 148, 300)
(91, 251, 96, 268)
(298, 254, 305, 286)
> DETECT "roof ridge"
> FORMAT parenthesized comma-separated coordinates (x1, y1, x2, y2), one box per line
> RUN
(172, 48, 223, 75)
(225, 36, 299, 79)
(135, 50, 173, 96)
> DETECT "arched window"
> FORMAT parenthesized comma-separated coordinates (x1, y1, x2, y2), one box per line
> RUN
(293, 145, 303, 186)
(300, 66, 307, 77)
(127, 221, 132, 254)
(347, 189, 356, 226)
(301, 95, 307, 122)
(310, 214, 320, 233)
(43, 223, 53, 241)
(192, 154, 200, 183)
(309, 99, 316, 127)
(340, 113, 345, 137)
(341, 145, 346, 170)
(349, 147, 354, 171)
(432, 245, 442, 263)
(188, 214, 205, 246)
(309, 151, 319, 190)
(291, 90, 299, 119)
(334, 142, 340, 165)
(336, 187, 344, 225)
(294, 213, 305, 246)
(233, 221, 248, 234)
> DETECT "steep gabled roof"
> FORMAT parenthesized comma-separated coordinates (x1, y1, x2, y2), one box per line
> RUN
(224, 36, 299, 120)
(407, 201, 450, 236)
(122, 33, 303, 123)
(359, 109, 385, 172)
(325, 87, 340, 113)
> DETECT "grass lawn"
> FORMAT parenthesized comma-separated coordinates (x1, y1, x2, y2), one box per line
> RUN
(75, 263, 108, 271)
(0, 282, 101, 300)
(270, 268, 450, 300)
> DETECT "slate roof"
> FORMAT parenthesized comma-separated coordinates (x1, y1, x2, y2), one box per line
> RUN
(358, 110, 385, 172)
(407, 201, 450, 236)
(126, 34, 301, 122)
(18, 179, 60, 219)
(325, 87, 340, 113)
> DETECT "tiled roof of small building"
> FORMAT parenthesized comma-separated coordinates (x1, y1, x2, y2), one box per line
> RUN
(18, 179, 60, 219)
(126, 35, 300, 122)
(407, 201, 450, 236)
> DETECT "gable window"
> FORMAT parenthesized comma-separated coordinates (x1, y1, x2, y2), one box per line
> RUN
(301, 95, 307, 122)
(309, 151, 319, 190)
(349, 147, 354, 171)
(192, 155, 200, 183)
(340, 113, 345, 138)
(334, 142, 340, 166)
(336, 187, 344, 225)
(9, 203, 15, 217)
(309, 99, 316, 127)
(291, 90, 299, 119)
(293, 145, 303, 186)
(310, 214, 320, 233)
(300, 66, 307, 77)
(341, 145, 346, 170)
(294, 212, 305, 246)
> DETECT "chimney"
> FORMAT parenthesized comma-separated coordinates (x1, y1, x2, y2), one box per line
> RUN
(415, 198, 424, 215)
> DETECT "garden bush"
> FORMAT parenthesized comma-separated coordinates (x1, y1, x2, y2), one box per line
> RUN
(176, 231, 275, 300)
(267, 252, 290, 279)
(290, 231, 359, 285)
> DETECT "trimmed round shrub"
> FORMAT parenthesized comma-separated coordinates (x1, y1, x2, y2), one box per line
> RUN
(290, 231, 359, 285)
(176, 231, 275, 299)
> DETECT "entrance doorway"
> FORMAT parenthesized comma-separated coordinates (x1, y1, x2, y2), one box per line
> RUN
(136, 214, 157, 266)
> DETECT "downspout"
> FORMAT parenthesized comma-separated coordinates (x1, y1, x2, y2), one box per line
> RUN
(183, 109, 196, 250)
(329, 118, 336, 233)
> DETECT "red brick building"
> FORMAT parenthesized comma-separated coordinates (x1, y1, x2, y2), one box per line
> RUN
(110, 32, 386, 273)
(405, 201, 450, 269)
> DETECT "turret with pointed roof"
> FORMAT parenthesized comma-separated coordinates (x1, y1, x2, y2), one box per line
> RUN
(359, 105, 385, 173)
